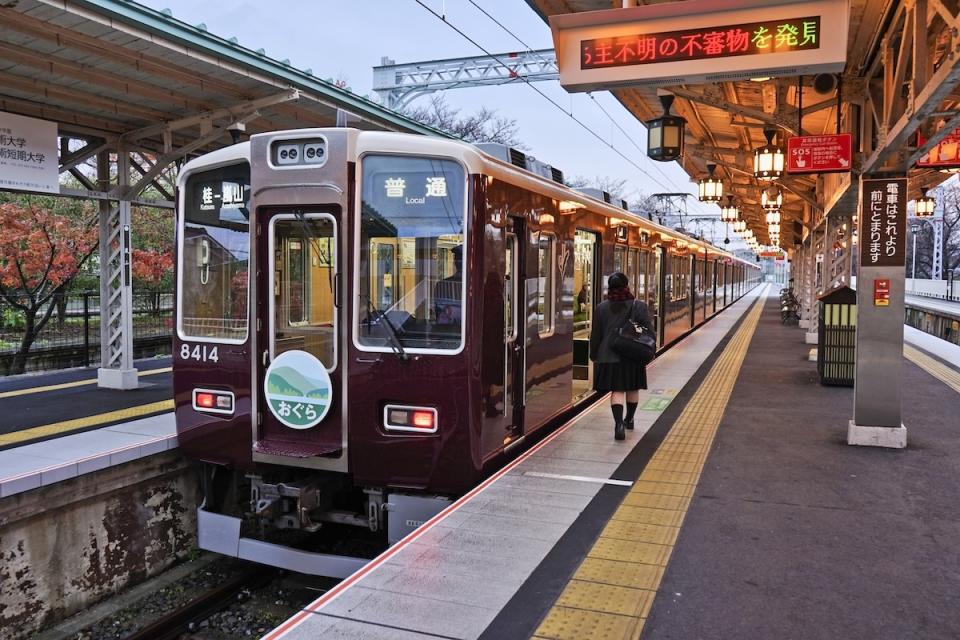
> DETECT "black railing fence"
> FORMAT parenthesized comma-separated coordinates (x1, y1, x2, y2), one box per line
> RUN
(0, 290, 173, 375)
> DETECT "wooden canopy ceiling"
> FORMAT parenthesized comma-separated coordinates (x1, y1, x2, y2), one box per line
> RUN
(526, 0, 960, 247)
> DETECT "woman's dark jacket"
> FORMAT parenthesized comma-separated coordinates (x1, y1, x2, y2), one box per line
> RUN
(589, 299, 655, 364)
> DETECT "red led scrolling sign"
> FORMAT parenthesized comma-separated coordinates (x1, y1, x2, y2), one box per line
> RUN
(581, 16, 820, 70)
(786, 133, 852, 174)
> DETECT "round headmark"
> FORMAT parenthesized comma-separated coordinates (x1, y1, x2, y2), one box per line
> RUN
(264, 350, 332, 429)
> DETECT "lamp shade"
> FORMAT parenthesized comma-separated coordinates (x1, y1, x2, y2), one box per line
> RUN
(698, 164, 723, 202)
(914, 192, 935, 217)
(765, 209, 781, 225)
(753, 128, 785, 180)
(646, 94, 686, 162)
(761, 187, 783, 211)
(720, 195, 739, 222)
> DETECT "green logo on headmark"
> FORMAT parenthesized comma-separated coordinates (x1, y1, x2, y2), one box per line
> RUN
(264, 350, 332, 429)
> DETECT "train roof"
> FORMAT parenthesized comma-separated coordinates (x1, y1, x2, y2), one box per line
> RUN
(179, 129, 758, 268)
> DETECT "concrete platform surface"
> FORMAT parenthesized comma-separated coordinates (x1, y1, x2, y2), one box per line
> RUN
(262, 288, 768, 640)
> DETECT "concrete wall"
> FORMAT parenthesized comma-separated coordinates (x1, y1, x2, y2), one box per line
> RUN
(0, 451, 198, 638)
(906, 278, 959, 300)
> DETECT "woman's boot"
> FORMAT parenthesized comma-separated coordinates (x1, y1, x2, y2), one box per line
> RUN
(612, 404, 625, 441)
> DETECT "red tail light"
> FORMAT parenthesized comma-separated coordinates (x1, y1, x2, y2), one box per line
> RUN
(412, 411, 435, 429)
(192, 389, 235, 415)
(383, 405, 438, 433)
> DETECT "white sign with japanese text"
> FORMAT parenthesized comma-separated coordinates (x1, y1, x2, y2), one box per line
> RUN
(0, 111, 58, 194)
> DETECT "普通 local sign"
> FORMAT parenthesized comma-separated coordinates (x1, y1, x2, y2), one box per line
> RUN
(786, 133, 852, 174)
(0, 111, 59, 194)
(549, 0, 849, 92)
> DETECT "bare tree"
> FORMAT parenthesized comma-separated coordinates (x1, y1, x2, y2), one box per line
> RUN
(402, 95, 524, 147)
(911, 185, 960, 279)
(566, 175, 634, 202)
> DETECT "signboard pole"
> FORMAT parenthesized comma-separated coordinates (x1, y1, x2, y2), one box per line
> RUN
(849, 175, 907, 447)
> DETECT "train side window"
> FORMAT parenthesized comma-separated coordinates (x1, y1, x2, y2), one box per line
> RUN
(505, 233, 517, 341)
(537, 232, 556, 336)
(614, 246, 626, 274)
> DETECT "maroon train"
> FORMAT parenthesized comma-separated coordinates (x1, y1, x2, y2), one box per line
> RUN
(173, 128, 760, 572)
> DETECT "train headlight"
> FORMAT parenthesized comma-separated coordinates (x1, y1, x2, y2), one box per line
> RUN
(383, 405, 438, 433)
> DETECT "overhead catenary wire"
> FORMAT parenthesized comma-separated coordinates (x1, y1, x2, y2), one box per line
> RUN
(456, 1, 723, 221)
(464, 0, 688, 196)
(413, 0, 681, 197)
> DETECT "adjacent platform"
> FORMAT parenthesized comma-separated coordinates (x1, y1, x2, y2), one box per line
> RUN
(0, 357, 175, 498)
(263, 286, 960, 640)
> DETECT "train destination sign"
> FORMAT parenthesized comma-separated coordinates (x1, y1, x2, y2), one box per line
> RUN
(550, 0, 849, 91)
(859, 177, 906, 268)
(581, 17, 820, 70)
(786, 133, 852, 174)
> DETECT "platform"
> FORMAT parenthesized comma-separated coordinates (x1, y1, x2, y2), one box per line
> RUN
(0, 357, 175, 498)
(263, 286, 960, 640)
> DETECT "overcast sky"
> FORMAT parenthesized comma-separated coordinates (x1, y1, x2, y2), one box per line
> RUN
(141, 0, 730, 230)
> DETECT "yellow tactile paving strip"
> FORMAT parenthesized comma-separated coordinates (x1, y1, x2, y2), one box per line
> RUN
(0, 366, 171, 399)
(532, 297, 765, 640)
(904, 345, 960, 394)
(0, 399, 174, 446)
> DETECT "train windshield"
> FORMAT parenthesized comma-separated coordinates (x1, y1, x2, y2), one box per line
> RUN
(178, 163, 251, 343)
(358, 155, 466, 352)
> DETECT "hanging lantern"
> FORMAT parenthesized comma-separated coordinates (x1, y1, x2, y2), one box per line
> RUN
(761, 186, 783, 211)
(698, 163, 723, 202)
(733, 219, 746, 234)
(646, 94, 686, 162)
(765, 209, 781, 225)
(720, 195, 739, 222)
(914, 190, 935, 217)
(768, 222, 781, 235)
(753, 128, 785, 180)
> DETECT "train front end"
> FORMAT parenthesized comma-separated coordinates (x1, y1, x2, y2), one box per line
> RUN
(174, 129, 480, 570)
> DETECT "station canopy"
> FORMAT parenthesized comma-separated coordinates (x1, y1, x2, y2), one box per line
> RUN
(527, 0, 960, 249)
(0, 0, 444, 207)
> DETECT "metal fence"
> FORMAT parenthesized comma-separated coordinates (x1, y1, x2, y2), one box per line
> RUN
(0, 291, 173, 375)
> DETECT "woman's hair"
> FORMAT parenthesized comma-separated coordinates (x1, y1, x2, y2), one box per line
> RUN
(608, 271, 629, 290)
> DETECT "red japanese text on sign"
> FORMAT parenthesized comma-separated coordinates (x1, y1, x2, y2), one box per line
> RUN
(786, 133, 852, 174)
(581, 16, 820, 69)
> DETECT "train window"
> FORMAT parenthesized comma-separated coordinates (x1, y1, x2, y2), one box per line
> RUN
(178, 162, 250, 343)
(628, 248, 642, 299)
(505, 233, 517, 342)
(270, 215, 337, 369)
(538, 232, 556, 335)
(614, 246, 626, 274)
(358, 155, 466, 352)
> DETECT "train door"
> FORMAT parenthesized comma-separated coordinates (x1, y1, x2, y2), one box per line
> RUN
(573, 229, 599, 402)
(255, 210, 343, 459)
(504, 226, 524, 444)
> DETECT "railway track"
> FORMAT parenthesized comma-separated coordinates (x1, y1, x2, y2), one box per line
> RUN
(121, 567, 278, 640)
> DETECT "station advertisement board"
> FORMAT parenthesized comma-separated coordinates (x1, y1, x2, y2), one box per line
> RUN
(786, 133, 852, 174)
(915, 129, 960, 169)
(550, 0, 849, 91)
(0, 111, 58, 194)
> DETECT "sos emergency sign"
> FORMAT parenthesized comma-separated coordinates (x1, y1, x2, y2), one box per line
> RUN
(786, 133, 852, 174)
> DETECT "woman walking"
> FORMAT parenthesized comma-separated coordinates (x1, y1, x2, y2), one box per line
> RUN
(589, 272, 655, 441)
